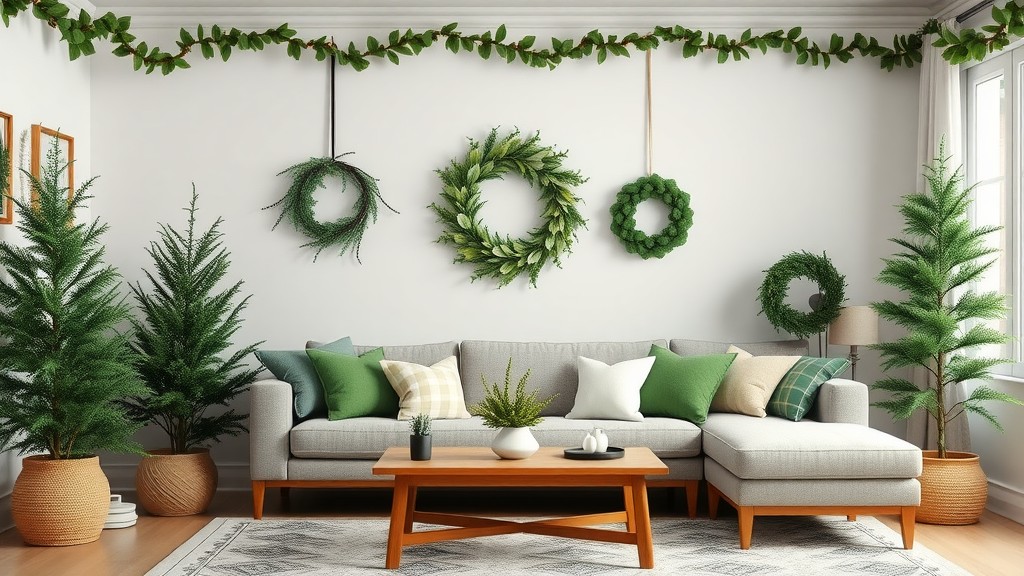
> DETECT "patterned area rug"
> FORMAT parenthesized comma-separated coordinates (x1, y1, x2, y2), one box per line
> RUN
(146, 516, 972, 576)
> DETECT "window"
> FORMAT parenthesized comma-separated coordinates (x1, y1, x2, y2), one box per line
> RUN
(965, 47, 1022, 377)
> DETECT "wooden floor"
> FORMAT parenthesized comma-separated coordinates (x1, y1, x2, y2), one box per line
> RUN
(1, 487, 1023, 576)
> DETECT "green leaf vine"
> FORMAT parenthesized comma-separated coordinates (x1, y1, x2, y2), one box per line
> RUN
(3, 0, 1023, 74)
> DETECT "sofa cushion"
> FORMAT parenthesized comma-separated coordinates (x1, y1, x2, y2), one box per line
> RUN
(700, 413, 922, 480)
(566, 355, 654, 422)
(639, 346, 736, 424)
(460, 340, 666, 416)
(767, 356, 850, 421)
(379, 356, 472, 420)
(710, 346, 800, 417)
(307, 347, 399, 420)
(670, 339, 808, 357)
(354, 341, 460, 367)
(255, 336, 356, 421)
(290, 415, 701, 459)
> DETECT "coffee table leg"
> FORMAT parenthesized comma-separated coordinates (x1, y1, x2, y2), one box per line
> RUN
(405, 486, 418, 533)
(386, 476, 410, 569)
(623, 486, 636, 532)
(630, 477, 654, 569)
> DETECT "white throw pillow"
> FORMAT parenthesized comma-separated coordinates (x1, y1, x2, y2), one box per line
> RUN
(379, 356, 471, 420)
(710, 346, 800, 417)
(566, 355, 656, 422)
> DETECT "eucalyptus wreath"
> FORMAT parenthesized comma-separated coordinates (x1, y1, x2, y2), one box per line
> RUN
(758, 251, 846, 338)
(610, 174, 693, 259)
(430, 128, 586, 288)
(266, 153, 397, 262)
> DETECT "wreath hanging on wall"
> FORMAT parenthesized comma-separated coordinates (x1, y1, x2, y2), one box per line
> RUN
(610, 174, 693, 259)
(266, 153, 397, 262)
(758, 250, 846, 338)
(430, 128, 586, 288)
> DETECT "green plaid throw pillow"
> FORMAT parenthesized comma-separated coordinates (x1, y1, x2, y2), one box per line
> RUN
(767, 357, 850, 421)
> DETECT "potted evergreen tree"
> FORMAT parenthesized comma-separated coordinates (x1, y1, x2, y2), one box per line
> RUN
(469, 358, 555, 459)
(0, 142, 148, 545)
(872, 144, 1023, 525)
(120, 189, 262, 516)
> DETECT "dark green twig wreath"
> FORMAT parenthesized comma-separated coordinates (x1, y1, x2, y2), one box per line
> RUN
(430, 128, 586, 288)
(757, 250, 846, 338)
(610, 174, 694, 259)
(266, 153, 397, 262)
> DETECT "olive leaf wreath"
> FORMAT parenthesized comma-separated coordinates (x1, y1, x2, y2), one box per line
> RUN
(266, 153, 397, 262)
(430, 128, 586, 288)
(758, 250, 846, 338)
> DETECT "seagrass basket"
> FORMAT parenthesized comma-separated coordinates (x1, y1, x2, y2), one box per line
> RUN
(917, 450, 988, 525)
(12, 455, 111, 546)
(136, 448, 218, 516)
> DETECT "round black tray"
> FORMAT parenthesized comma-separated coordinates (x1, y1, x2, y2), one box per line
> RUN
(563, 446, 625, 460)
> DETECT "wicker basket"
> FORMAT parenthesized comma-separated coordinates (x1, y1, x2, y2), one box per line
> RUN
(136, 448, 218, 516)
(917, 450, 988, 525)
(12, 455, 111, 546)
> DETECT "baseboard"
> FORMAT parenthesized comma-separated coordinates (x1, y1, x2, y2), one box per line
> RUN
(987, 479, 1024, 525)
(102, 462, 251, 493)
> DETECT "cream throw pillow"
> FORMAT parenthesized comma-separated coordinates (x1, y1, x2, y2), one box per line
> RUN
(379, 356, 471, 420)
(710, 346, 800, 417)
(566, 355, 656, 422)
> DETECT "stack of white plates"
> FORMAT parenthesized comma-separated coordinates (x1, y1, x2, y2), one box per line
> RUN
(104, 494, 138, 529)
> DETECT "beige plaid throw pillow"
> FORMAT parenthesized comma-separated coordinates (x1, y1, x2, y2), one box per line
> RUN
(379, 356, 471, 420)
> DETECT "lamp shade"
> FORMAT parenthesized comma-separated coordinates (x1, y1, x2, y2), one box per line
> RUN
(828, 306, 879, 346)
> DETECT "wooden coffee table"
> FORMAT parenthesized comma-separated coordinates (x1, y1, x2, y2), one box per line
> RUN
(371, 446, 668, 569)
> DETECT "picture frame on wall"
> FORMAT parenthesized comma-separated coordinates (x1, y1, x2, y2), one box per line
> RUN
(0, 111, 12, 224)
(31, 124, 74, 206)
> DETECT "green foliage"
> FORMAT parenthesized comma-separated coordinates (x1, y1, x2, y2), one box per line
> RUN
(121, 188, 263, 454)
(758, 251, 846, 339)
(469, 358, 555, 429)
(0, 136, 9, 196)
(409, 413, 431, 436)
(4, 0, 1021, 73)
(266, 153, 397, 262)
(610, 174, 694, 259)
(430, 128, 587, 288)
(871, 142, 1023, 457)
(0, 139, 148, 459)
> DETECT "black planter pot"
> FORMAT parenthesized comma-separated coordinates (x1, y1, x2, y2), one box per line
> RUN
(410, 434, 431, 461)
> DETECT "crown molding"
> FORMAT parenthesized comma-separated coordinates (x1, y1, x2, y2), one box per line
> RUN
(68, 0, 96, 14)
(90, 5, 935, 32)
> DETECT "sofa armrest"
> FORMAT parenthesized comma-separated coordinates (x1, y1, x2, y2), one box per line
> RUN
(808, 378, 868, 426)
(249, 379, 293, 481)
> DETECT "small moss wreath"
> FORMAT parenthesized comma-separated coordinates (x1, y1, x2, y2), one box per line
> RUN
(430, 128, 586, 288)
(266, 153, 397, 262)
(610, 174, 694, 259)
(758, 251, 846, 338)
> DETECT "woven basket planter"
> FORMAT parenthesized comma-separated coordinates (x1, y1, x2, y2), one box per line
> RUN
(12, 455, 111, 546)
(917, 450, 988, 525)
(136, 448, 218, 516)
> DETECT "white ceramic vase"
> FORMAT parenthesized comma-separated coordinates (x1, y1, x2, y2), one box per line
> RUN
(491, 427, 540, 459)
(593, 428, 609, 452)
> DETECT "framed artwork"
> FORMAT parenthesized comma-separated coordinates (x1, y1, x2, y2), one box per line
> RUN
(0, 111, 12, 224)
(31, 124, 74, 206)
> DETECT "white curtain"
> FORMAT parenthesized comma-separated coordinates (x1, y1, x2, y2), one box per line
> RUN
(909, 17, 971, 451)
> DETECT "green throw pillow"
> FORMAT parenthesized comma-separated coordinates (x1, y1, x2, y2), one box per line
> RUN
(639, 345, 737, 424)
(255, 336, 356, 421)
(767, 356, 850, 421)
(306, 347, 399, 420)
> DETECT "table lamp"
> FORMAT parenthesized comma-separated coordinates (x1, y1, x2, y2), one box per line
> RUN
(828, 305, 878, 380)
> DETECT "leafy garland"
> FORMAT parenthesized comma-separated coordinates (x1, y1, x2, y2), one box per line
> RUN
(266, 154, 397, 262)
(610, 174, 694, 259)
(4, 0, 1024, 74)
(430, 128, 586, 288)
(758, 251, 846, 339)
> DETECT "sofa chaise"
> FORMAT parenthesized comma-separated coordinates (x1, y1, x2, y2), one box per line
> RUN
(249, 338, 922, 549)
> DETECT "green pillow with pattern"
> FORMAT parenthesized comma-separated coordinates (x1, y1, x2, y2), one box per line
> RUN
(767, 356, 850, 421)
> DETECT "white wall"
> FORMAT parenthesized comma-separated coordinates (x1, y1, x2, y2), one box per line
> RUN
(0, 2, 93, 533)
(88, 15, 919, 490)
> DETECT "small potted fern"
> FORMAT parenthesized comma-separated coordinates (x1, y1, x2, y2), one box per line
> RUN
(409, 414, 432, 461)
(469, 358, 555, 459)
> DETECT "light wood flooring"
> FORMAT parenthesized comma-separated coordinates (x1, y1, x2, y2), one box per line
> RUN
(1, 487, 1022, 576)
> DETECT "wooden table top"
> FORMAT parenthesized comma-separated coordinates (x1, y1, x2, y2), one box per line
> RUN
(372, 446, 668, 476)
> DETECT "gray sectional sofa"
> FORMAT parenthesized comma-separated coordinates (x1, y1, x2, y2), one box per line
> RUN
(249, 338, 922, 549)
